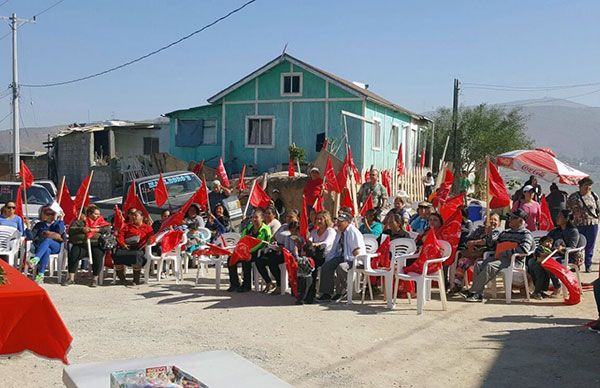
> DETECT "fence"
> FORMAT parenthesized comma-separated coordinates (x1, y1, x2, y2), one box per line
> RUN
(394, 167, 430, 204)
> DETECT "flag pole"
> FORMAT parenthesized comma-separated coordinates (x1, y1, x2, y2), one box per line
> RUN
(238, 164, 246, 195)
(243, 179, 256, 219)
(21, 176, 29, 226)
(203, 174, 211, 213)
(485, 159, 491, 227)
(77, 170, 94, 219)
(57, 176, 65, 204)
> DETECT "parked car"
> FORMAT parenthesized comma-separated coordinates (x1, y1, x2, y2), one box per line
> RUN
(0, 181, 59, 223)
(34, 179, 58, 198)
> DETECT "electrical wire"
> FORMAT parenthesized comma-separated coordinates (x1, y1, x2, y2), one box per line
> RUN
(32, 0, 65, 19)
(0, 1, 9, 8)
(20, 0, 258, 88)
(0, 111, 11, 125)
(462, 81, 600, 91)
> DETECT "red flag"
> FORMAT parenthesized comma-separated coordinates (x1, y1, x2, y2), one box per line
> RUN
(541, 256, 581, 305)
(237, 165, 248, 191)
(73, 175, 92, 218)
(300, 195, 309, 238)
(192, 160, 204, 176)
(159, 210, 185, 232)
(364, 170, 370, 183)
(123, 179, 149, 218)
(15, 184, 24, 218)
(313, 195, 324, 213)
(419, 148, 426, 168)
(359, 193, 374, 216)
(248, 181, 271, 209)
(321, 137, 328, 151)
(341, 189, 355, 216)
(336, 159, 349, 191)
(539, 195, 555, 231)
(216, 158, 230, 188)
(178, 179, 209, 216)
(403, 229, 443, 275)
(58, 183, 77, 225)
(192, 243, 232, 257)
(288, 159, 295, 177)
(282, 248, 299, 298)
(375, 236, 391, 268)
(161, 230, 184, 253)
(381, 170, 392, 196)
(20, 161, 34, 188)
(396, 144, 405, 176)
(113, 205, 125, 233)
(438, 209, 462, 265)
(324, 156, 341, 193)
(440, 193, 465, 222)
(488, 160, 510, 209)
(347, 147, 361, 183)
(433, 168, 454, 207)
(229, 235, 263, 266)
(154, 174, 169, 207)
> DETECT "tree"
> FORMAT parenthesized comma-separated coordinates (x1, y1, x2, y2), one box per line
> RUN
(428, 104, 533, 196)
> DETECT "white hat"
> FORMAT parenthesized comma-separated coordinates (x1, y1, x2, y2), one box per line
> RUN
(310, 167, 320, 173)
(523, 184, 535, 192)
(396, 190, 409, 199)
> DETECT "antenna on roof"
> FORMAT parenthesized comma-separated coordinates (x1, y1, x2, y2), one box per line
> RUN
(280, 42, 288, 61)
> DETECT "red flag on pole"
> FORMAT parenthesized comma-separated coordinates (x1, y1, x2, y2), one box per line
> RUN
(192, 160, 204, 176)
(359, 193, 374, 216)
(433, 168, 454, 207)
(229, 235, 263, 266)
(282, 248, 299, 298)
(396, 143, 405, 176)
(248, 181, 271, 209)
(300, 195, 309, 238)
(313, 195, 324, 213)
(113, 205, 125, 233)
(237, 165, 248, 191)
(159, 210, 185, 232)
(440, 193, 465, 222)
(160, 230, 185, 253)
(375, 236, 391, 268)
(419, 148, 426, 168)
(154, 174, 169, 207)
(288, 159, 295, 177)
(403, 229, 443, 275)
(216, 158, 230, 188)
(192, 243, 232, 258)
(438, 209, 463, 265)
(381, 170, 392, 196)
(488, 160, 510, 209)
(179, 179, 209, 214)
(347, 147, 361, 183)
(15, 185, 24, 218)
(336, 159, 349, 191)
(20, 161, 34, 188)
(123, 179, 149, 218)
(541, 255, 581, 305)
(341, 189, 355, 216)
(539, 195, 555, 231)
(324, 156, 341, 193)
(58, 183, 77, 225)
(73, 175, 92, 217)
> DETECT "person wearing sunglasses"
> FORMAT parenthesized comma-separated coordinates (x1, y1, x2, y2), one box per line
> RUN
(0, 200, 26, 234)
(27, 205, 66, 284)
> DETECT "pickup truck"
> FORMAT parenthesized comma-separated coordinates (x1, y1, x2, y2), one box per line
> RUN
(0, 181, 58, 223)
(94, 171, 243, 224)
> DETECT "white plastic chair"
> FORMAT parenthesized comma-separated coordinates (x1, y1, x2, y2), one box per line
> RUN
(27, 239, 67, 281)
(189, 227, 212, 274)
(393, 240, 451, 315)
(346, 234, 378, 305)
(359, 237, 417, 309)
(144, 231, 188, 284)
(194, 233, 233, 289)
(408, 231, 419, 240)
(531, 230, 548, 247)
(487, 248, 534, 304)
(0, 226, 21, 267)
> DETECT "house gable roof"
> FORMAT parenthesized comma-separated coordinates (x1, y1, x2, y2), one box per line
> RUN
(207, 53, 429, 121)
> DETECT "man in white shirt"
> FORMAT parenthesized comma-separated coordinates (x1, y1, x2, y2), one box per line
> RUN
(317, 211, 366, 302)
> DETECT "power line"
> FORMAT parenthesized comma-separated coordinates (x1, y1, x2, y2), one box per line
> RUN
(0, 111, 11, 125)
(32, 0, 65, 19)
(462, 81, 600, 91)
(0, 1, 9, 8)
(21, 0, 258, 88)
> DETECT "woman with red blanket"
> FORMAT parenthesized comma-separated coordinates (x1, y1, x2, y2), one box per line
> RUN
(63, 205, 111, 287)
(113, 208, 154, 285)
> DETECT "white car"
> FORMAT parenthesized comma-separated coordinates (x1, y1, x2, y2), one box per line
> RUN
(0, 181, 60, 223)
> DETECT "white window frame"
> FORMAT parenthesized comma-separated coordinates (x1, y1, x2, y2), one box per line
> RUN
(245, 115, 276, 149)
(280, 72, 303, 96)
(372, 118, 381, 151)
(391, 123, 399, 152)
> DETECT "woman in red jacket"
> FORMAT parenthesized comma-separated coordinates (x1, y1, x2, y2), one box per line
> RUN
(113, 208, 154, 285)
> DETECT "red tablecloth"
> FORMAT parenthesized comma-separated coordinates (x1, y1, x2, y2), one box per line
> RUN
(0, 260, 72, 364)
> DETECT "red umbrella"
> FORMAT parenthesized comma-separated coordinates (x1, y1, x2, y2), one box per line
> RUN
(496, 148, 588, 185)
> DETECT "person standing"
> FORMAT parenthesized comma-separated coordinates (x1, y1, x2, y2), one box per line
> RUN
(459, 170, 471, 195)
(357, 169, 387, 210)
(546, 183, 568, 225)
(423, 172, 435, 200)
(512, 185, 541, 231)
(303, 167, 323, 210)
(567, 177, 599, 273)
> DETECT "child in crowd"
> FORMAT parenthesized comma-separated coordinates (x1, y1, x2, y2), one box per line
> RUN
(529, 236, 554, 300)
(286, 222, 315, 305)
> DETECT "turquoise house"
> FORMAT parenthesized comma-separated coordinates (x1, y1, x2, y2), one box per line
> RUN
(165, 54, 432, 175)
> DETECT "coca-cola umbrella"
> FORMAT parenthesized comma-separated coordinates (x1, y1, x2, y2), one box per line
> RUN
(496, 148, 589, 185)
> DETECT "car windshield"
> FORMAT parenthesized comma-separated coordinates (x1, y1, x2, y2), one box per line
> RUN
(0, 184, 54, 205)
(138, 174, 201, 204)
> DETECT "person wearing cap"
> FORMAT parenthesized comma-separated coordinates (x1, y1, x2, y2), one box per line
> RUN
(27, 205, 66, 284)
(208, 179, 231, 214)
(357, 169, 387, 210)
(461, 208, 534, 302)
(546, 183, 568, 225)
(316, 211, 366, 302)
(409, 201, 432, 233)
(303, 167, 323, 209)
(511, 184, 541, 231)
(567, 176, 599, 273)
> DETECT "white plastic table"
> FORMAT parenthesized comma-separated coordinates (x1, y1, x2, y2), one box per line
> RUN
(62, 350, 291, 388)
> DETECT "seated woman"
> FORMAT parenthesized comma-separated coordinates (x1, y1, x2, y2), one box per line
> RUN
(228, 209, 271, 293)
(0, 200, 26, 234)
(206, 203, 232, 239)
(264, 206, 281, 236)
(359, 209, 383, 238)
(28, 205, 65, 284)
(383, 195, 411, 226)
(273, 210, 299, 245)
(416, 213, 444, 245)
(113, 208, 154, 285)
(152, 209, 171, 234)
(304, 210, 336, 302)
(185, 204, 205, 230)
(63, 205, 111, 287)
(381, 212, 410, 243)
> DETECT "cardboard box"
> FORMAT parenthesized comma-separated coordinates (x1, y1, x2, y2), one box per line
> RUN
(110, 365, 208, 388)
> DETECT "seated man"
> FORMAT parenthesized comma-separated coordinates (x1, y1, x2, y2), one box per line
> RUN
(316, 211, 366, 302)
(461, 209, 534, 302)
(409, 201, 432, 233)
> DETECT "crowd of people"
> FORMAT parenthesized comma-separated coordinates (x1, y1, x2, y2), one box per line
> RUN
(0, 170, 599, 332)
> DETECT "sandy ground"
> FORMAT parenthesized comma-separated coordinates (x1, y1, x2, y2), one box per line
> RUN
(1, 260, 599, 388)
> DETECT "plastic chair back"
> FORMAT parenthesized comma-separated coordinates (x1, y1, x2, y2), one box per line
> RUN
(220, 232, 241, 248)
(362, 234, 379, 254)
(0, 226, 20, 251)
(577, 234, 587, 249)
(390, 238, 417, 259)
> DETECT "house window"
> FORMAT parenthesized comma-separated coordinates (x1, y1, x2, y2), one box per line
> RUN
(175, 119, 217, 147)
(372, 119, 381, 150)
(281, 72, 302, 96)
(143, 137, 159, 155)
(391, 124, 399, 151)
(246, 116, 274, 148)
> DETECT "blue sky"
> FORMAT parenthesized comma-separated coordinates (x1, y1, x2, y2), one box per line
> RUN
(0, 0, 598, 129)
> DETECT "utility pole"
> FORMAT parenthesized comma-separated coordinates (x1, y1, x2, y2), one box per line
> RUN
(451, 78, 460, 192)
(1, 13, 35, 179)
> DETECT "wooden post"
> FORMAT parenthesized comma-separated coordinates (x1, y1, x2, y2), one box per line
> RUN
(243, 180, 256, 218)
(334, 192, 340, 216)
(57, 176, 66, 204)
(203, 174, 211, 213)
(77, 170, 94, 219)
